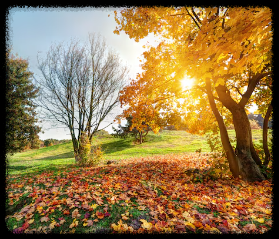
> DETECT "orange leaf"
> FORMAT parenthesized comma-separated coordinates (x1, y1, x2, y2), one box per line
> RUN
(96, 211, 104, 219)
(193, 221, 203, 228)
(63, 210, 70, 215)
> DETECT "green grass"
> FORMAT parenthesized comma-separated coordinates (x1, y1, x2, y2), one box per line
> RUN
(5, 129, 273, 234)
(6, 129, 272, 176)
(6, 142, 76, 176)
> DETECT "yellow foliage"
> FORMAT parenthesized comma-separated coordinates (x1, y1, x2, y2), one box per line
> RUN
(113, 6, 272, 137)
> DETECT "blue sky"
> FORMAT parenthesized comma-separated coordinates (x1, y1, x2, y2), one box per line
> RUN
(8, 7, 160, 140)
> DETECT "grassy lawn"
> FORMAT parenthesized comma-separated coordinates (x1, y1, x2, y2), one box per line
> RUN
(5, 129, 273, 234)
(6, 129, 271, 176)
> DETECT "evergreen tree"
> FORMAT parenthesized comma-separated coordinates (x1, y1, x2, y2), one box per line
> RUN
(6, 51, 41, 154)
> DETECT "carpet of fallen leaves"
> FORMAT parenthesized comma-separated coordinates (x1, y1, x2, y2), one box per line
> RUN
(6, 153, 273, 234)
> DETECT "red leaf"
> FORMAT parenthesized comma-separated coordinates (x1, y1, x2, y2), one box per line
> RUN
(104, 212, 111, 217)
(21, 221, 29, 230)
(222, 219, 228, 227)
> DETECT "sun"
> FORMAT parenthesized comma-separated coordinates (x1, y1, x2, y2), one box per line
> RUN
(181, 76, 194, 91)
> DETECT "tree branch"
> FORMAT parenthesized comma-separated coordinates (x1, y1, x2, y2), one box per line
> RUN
(239, 71, 271, 108)
(191, 7, 202, 24)
(185, 7, 201, 30)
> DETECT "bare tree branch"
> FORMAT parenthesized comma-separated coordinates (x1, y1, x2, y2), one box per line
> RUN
(36, 34, 129, 159)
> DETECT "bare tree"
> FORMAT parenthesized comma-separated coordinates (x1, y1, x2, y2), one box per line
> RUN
(36, 34, 128, 162)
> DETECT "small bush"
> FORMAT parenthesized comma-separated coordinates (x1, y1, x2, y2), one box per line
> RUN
(204, 153, 232, 180)
(90, 144, 104, 165)
(206, 132, 223, 153)
(253, 141, 273, 179)
(76, 132, 103, 167)
(205, 132, 232, 180)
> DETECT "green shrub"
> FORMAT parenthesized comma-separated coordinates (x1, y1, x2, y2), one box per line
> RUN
(253, 141, 273, 179)
(205, 153, 232, 180)
(205, 131, 232, 180)
(206, 132, 223, 153)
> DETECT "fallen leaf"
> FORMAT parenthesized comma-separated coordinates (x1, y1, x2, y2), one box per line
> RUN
(255, 218, 265, 223)
(182, 211, 195, 223)
(28, 219, 34, 224)
(72, 209, 81, 218)
(69, 219, 79, 228)
(96, 211, 104, 219)
(84, 212, 90, 219)
(140, 219, 153, 230)
(184, 222, 196, 230)
(138, 206, 146, 211)
(90, 204, 98, 210)
(243, 223, 257, 232)
(63, 210, 70, 215)
(40, 216, 50, 223)
(87, 220, 93, 226)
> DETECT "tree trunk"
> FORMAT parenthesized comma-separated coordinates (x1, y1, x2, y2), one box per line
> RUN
(214, 83, 265, 182)
(139, 132, 143, 144)
(205, 79, 240, 177)
(71, 134, 80, 163)
(231, 107, 265, 181)
(263, 104, 272, 166)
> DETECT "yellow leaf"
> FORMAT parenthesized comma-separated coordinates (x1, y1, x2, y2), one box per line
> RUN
(69, 219, 79, 228)
(215, 78, 225, 87)
(28, 219, 34, 224)
(140, 219, 153, 230)
(255, 218, 265, 223)
(210, 227, 221, 233)
(121, 211, 130, 220)
(184, 221, 196, 230)
(217, 53, 227, 63)
(203, 72, 212, 79)
(263, 209, 271, 215)
(138, 205, 146, 211)
(36, 206, 43, 213)
(49, 221, 56, 229)
(90, 204, 98, 210)
(225, 202, 231, 207)
(215, 168, 222, 174)
(182, 211, 195, 223)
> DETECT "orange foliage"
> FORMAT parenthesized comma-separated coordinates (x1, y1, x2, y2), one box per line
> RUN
(113, 7, 272, 132)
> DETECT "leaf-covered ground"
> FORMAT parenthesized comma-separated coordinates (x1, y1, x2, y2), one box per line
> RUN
(6, 153, 273, 234)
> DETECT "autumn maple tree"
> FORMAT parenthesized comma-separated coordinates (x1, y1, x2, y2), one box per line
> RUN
(113, 7, 272, 182)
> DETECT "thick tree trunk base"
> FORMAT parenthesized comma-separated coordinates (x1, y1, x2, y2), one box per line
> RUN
(236, 148, 265, 182)
(74, 153, 82, 163)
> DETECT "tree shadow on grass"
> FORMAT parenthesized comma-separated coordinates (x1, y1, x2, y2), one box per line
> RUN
(7, 165, 31, 172)
(7, 163, 77, 176)
(37, 151, 75, 161)
(98, 139, 135, 155)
